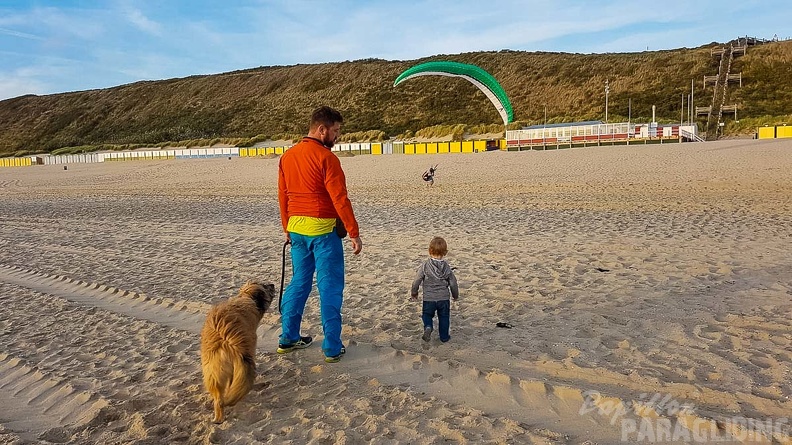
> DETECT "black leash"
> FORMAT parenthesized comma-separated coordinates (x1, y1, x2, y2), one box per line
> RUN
(278, 240, 290, 313)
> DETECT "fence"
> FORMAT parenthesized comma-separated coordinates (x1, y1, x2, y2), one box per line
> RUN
(0, 130, 697, 169)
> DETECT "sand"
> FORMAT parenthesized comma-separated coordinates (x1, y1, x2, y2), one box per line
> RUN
(0, 139, 790, 444)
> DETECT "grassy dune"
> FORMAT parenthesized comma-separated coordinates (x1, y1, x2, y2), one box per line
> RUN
(1, 39, 791, 156)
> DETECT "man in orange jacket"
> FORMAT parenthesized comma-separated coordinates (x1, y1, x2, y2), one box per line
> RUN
(277, 106, 362, 363)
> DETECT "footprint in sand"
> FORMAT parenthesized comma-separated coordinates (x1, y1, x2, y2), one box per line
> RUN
(748, 354, 775, 370)
(692, 324, 723, 342)
(165, 342, 191, 353)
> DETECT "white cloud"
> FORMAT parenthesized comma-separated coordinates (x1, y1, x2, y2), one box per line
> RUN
(0, 72, 49, 99)
(0, 27, 44, 40)
(124, 8, 162, 36)
(31, 7, 105, 40)
(2, 0, 790, 100)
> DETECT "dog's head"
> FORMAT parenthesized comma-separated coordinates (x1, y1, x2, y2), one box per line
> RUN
(239, 281, 275, 313)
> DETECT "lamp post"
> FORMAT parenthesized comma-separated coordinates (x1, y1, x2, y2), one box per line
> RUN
(680, 94, 686, 141)
(691, 78, 694, 125)
(543, 104, 547, 148)
(605, 79, 610, 124)
(628, 98, 632, 143)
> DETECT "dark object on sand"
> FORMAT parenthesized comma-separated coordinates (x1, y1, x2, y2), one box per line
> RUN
(496, 322, 514, 328)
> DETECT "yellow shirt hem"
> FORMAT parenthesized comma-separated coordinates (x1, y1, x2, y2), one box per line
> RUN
(287, 216, 336, 236)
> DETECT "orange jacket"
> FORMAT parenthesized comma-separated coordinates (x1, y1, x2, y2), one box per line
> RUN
(278, 137, 359, 238)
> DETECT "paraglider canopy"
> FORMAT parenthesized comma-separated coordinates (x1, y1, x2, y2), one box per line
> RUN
(393, 61, 514, 126)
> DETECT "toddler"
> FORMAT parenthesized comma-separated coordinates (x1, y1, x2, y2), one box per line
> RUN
(410, 236, 459, 342)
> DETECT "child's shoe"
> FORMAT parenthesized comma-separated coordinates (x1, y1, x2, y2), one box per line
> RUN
(422, 327, 433, 342)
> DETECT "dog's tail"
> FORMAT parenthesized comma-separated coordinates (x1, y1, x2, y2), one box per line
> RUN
(202, 345, 255, 407)
(224, 351, 256, 409)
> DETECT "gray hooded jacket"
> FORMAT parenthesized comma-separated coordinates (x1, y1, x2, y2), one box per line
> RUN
(411, 258, 459, 302)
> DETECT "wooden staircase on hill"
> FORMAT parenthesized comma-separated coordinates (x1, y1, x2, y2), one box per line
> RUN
(701, 36, 772, 140)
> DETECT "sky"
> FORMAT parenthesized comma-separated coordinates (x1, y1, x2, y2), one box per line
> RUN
(1, 0, 789, 101)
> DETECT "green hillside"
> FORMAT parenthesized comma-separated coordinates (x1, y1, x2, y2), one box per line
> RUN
(1, 39, 791, 156)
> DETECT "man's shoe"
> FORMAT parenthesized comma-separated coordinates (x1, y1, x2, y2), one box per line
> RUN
(422, 327, 433, 342)
(324, 347, 346, 363)
(277, 336, 313, 354)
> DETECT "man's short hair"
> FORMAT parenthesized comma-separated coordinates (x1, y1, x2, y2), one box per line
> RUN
(310, 106, 344, 130)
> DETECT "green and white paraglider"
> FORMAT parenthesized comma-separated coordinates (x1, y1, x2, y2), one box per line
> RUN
(393, 61, 514, 126)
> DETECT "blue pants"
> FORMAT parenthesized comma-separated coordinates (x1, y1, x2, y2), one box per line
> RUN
(422, 300, 451, 342)
(280, 230, 345, 357)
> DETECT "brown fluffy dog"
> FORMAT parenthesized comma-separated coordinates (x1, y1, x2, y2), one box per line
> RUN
(200, 281, 275, 423)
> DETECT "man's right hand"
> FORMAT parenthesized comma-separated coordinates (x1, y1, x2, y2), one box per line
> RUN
(350, 236, 362, 255)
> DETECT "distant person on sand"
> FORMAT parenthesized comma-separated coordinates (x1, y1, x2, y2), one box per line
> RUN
(277, 105, 363, 363)
(410, 236, 459, 342)
(422, 164, 438, 186)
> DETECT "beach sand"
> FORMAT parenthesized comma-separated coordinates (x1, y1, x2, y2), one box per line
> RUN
(1, 139, 790, 444)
